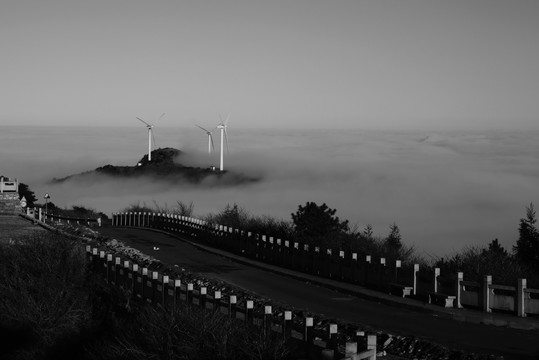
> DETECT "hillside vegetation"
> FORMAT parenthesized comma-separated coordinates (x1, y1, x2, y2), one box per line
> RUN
(0, 232, 294, 360)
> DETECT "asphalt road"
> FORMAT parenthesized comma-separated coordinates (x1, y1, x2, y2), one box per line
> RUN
(98, 227, 539, 360)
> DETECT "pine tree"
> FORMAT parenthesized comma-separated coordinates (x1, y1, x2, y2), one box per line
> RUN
(513, 203, 539, 272)
(291, 202, 349, 246)
(385, 222, 403, 254)
(487, 238, 508, 257)
(363, 224, 374, 240)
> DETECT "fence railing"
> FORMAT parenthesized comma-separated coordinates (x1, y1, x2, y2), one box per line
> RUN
(28, 207, 102, 227)
(85, 245, 378, 360)
(112, 211, 539, 319)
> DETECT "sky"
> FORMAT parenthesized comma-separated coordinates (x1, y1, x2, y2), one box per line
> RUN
(1, 0, 538, 130)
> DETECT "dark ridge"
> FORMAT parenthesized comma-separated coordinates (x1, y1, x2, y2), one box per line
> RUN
(50, 147, 259, 186)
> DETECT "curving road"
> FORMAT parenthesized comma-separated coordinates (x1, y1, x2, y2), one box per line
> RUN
(98, 227, 539, 360)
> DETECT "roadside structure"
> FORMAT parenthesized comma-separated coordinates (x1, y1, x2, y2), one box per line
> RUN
(0, 176, 22, 215)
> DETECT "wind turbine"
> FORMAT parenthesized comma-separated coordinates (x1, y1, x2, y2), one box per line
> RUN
(217, 114, 229, 171)
(136, 113, 164, 162)
(196, 125, 217, 154)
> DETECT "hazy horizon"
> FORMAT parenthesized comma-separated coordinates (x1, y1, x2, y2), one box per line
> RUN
(2, 125, 538, 259)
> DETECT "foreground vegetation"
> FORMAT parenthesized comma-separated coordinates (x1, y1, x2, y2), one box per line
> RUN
(32, 202, 109, 222)
(0, 233, 296, 360)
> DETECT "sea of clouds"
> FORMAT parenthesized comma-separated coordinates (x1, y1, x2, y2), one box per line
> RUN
(2, 125, 538, 258)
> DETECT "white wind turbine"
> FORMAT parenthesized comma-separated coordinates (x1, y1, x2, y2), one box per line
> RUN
(217, 114, 230, 171)
(196, 125, 217, 154)
(136, 113, 164, 162)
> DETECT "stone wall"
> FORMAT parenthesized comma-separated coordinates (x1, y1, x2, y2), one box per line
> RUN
(0, 193, 22, 215)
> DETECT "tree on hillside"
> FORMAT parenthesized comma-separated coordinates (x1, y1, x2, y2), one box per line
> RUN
(487, 238, 508, 257)
(245, 215, 294, 240)
(18, 182, 37, 208)
(212, 203, 250, 228)
(363, 224, 374, 240)
(384, 222, 403, 258)
(34, 201, 59, 213)
(175, 200, 195, 217)
(436, 241, 521, 285)
(291, 202, 349, 247)
(513, 203, 539, 272)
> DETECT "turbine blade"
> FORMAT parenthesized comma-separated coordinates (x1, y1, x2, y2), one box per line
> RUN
(218, 113, 224, 125)
(158, 113, 165, 121)
(196, 125, 210, 132)
(224, 113, 230, 126)
(210, 134, 215, 151)
(136, 117, 151, 127)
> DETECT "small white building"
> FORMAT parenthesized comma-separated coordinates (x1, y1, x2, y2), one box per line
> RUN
(0, 176, 18, 193)
(0, 176, 22, 215)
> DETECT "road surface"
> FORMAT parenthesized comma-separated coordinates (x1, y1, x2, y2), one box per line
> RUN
(98, 227, 539, 360)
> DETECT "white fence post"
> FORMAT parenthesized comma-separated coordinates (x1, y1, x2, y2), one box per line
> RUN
(483, 275, 492, 313)
(434, 267, 440, 293)
(517, 278, 527, 317)
(456, 272, 463, 309)
(413, 264, 419, 296)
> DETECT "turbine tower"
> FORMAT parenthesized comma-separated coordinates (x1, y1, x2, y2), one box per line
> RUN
(136, 113, 164, 162)
(217, 114, 229, 171)
(196, 125, 216, 154)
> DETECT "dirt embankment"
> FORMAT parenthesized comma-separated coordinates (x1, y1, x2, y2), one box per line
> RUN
(0, 215, 45, 243)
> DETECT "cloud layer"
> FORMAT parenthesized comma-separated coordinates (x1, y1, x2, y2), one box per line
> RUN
(2, 126, 538, 257)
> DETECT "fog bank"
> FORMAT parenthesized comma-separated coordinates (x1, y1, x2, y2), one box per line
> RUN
(2, 126, 538, 257)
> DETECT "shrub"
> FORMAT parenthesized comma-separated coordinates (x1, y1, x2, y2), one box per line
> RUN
(83, 299, 293, 360)
(434, 239, 537, 286)
(0, 231, 295, 360)
(204, 203, 250, 229)
(0, 233, 91, 359)
(120, 201, 155, 214)
(34, 203, 109, 221)
(121, 200, 195, 217)
(291, 202, 349, 244)
(244, 215, 294, 241)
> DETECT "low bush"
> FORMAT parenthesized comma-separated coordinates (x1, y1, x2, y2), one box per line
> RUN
(121, 200, 195, 217)
(434, 239, 538, 287)
(34, 203, 108, 221)
(0, 233, 91, 359)
(84, 300, 293, 360)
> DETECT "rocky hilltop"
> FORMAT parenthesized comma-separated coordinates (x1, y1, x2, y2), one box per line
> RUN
(51, 147, 258, 186)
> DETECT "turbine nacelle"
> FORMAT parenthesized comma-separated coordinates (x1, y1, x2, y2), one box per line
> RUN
(136, 117, 154, 129)
(217, 113, 230, 128)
